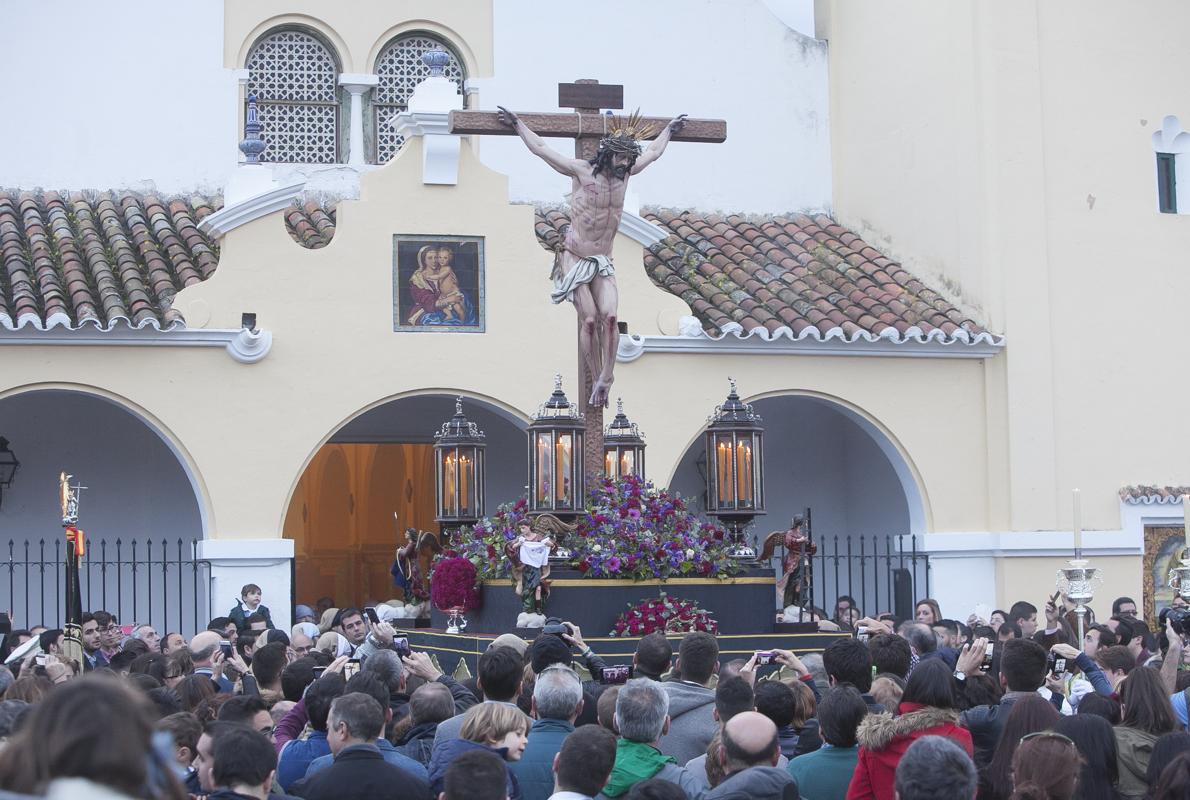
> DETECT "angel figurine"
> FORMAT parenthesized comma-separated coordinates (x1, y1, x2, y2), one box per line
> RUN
(390, 514, 441, 602)
(760, 515, 817, 609)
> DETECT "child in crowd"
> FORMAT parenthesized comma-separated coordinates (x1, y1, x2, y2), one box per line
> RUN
(228, 583, 275, 632)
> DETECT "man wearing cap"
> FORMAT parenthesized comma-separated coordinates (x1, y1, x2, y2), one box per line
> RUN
(295, 605, 317, 625)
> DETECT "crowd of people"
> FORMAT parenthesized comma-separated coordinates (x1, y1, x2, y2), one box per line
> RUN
(1, 584, 1190, 800)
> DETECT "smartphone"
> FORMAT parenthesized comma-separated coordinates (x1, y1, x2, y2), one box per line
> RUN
(219, 639, 233, 659)
(343, 658, 361, 679)
(755, 651, 777, 666)
(599, 665, 633, 685)
(1046, 652, 1067, 676)
(981, 642, 994, 672)
(34, 653, 47, 667)
(311, 666, 327, 679)
(393, 636, 411, 657)
(856, 626, 870, 642)
(365, 607, 380, 625)
(241, 673, 260, 696)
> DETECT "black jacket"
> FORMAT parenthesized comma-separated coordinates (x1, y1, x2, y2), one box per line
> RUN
(394, 721, 438, 766)
(961, 692, 1027, 767)
(291, 744, 430, 800)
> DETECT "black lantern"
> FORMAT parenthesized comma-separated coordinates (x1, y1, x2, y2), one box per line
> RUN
(433, 398, 486, 536)
(704, 378, 765, 557)
(604, 398, 646, 480)
(527, 375, 585, 515)
(0, 438, 18, 511)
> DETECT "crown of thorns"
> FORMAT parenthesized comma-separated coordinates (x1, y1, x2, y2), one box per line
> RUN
(599, 109, 658, 156)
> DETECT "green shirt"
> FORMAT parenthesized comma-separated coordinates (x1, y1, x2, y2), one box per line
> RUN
(787, 745, 859, 800)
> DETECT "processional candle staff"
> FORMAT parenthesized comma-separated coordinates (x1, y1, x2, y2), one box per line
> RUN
(58, 472, 88, 670)
(1057, 488, 1099, 645)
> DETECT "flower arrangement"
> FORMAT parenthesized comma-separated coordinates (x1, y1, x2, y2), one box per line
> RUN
(610, 592, 719, 636)
(448, 498, 529, 580)
(429, 556, 480, 611)
(568, 474, 741, 581)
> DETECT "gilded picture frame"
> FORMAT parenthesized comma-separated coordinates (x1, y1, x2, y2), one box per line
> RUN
(1142, 525, 1186, 623)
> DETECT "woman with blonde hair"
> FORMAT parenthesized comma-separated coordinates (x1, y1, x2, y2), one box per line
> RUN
(428, 702, 529, 799)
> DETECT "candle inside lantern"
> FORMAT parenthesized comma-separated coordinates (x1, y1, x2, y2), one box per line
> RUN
(737, 440, 753, 507)
(1073, 488, 1082, 557)
(621, 450, 633, 476)
(717, 439, 730, 505)
(605, 450, 615, 477)
(459, 453, 470, 515)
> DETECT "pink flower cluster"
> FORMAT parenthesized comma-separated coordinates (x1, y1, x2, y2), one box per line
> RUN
(610, 592, 719, 637)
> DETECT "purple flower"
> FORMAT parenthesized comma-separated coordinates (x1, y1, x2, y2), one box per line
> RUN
(607, 556, 622, 572)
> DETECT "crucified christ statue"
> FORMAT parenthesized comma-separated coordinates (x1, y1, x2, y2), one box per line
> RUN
(497, 107, 687, 408)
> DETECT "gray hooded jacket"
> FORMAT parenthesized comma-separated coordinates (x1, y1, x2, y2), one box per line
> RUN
(658, 681, 718, 765)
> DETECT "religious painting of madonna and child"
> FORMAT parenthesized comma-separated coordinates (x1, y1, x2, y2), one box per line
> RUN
(393, 235, 484, 332)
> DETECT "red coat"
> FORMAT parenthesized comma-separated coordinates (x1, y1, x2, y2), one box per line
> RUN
(845, 702, 975, 800)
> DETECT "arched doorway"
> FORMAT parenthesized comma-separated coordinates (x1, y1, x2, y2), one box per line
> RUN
(669, 393, 928, 619)
(283, 394, 527, 609)
(0, 388, 208, 635)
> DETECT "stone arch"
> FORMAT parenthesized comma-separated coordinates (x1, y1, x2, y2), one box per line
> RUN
(280, 391, 529, 607)
(667, 389, 929, 536)
(236, 14, 350, 72)
(0, 383, 210, 633)
(365, 21, 481, 81)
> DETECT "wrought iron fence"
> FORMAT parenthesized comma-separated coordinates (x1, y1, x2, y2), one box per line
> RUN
(3, 537, 211, 638)
(768, 532, 931, 622)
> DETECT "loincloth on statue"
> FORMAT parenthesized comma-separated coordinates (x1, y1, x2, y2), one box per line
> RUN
(551, 253, 615, 304)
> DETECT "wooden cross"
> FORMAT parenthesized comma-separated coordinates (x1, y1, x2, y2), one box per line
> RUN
(450, 79, 726, 490)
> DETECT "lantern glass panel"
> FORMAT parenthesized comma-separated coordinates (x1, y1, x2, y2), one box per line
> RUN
(604, 450, 616, 478)
(556, 433, 573, 505)
(441, 449, 457, 517)
(620, 449, 636, 478)
(535, 432, 552, 505)
(458, 449, 475, 517)
(736, 438, 754, 508)
(714, 433, 736, 508)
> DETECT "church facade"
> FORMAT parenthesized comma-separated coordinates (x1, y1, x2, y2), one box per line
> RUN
(0, 0, 1185, 633)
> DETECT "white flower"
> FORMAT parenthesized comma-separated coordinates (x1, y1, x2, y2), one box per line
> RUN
(685, 548, 694, 559)
(593, 543, 602, 552)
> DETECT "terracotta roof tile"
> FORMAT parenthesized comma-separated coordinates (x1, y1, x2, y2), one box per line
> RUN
(1, 191, 993, 344)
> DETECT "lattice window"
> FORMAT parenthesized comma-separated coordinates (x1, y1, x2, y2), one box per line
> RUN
(373, 34, 465, 163)
(246, 29, 340, 164)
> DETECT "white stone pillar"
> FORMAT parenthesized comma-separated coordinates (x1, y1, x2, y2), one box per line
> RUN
(391, 71, 465, 185)
(338, 73, 380, 167)
(196, 538, 295, 633)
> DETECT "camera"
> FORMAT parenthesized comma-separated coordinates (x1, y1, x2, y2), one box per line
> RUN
(35, 653, 47, 667)
(856, 626, 870, 642)
(219, 639, 233, 659)
(1160, 606, 1190, 636)
(365, 607, 381, 625)
(393, 636, 411, 657)
(343, 659, 361, 679)
(981, 642, 994, 672)
(755, 651, 777, 666)
(1046, 652, 1067, 676)
(311, 666, 327, 679)
(542, 618, 573, 640)
(600, 665, 633, 685)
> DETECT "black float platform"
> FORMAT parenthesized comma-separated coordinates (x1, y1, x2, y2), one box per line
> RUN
(393, 627, 851, 675)
(429, 566, 777, 636)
